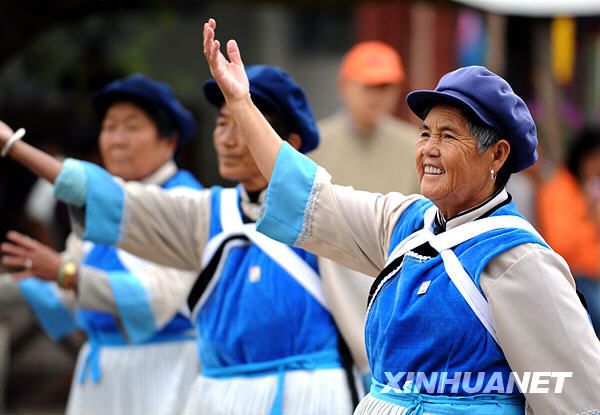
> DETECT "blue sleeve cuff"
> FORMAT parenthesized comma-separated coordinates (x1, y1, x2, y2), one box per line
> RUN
(107, 271, 157, 343)
(81, 162, 125, 246)
(257, 142, 318, 246)
(54, 158, 87, 207)
(19, 278, 78, 340)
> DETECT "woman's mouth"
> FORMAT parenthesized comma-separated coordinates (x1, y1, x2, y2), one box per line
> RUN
(424, 165, 445, 175)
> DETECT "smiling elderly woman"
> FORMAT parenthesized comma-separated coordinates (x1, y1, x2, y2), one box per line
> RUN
(202, 19, 600, 415)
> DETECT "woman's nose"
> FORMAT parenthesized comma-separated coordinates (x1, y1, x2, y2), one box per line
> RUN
(422, 137, 441, 157)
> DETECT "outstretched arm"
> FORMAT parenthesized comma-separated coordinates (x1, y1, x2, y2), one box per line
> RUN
(0, 121, 63, 183)
(203, 18, 280, 180)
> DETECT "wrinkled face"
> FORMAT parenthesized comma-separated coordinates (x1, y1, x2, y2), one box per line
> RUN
(416, 105, 497, 218)
(340, 80, 400, 128)
(213, 106, 268, 191)
(99, 102, 176, 181)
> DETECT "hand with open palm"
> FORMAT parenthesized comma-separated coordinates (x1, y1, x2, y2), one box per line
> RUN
(203, 18, 250, 105)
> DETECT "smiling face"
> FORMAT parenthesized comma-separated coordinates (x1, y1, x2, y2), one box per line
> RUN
(99, 101, 176, 181)
(416, 105, 505, 218)
(213, 105, 269, 191)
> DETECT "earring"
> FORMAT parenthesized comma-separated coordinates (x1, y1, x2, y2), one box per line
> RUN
(490, 169, 497, 182)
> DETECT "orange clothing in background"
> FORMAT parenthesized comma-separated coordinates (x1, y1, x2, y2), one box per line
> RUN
(537, 167, 600, 278)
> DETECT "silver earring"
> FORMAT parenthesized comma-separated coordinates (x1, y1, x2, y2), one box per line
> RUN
(490, 169, 496, 182)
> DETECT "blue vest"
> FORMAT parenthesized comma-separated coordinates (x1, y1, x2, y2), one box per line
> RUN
(367, 199, 547, 397)
(194, 186, 341, 374)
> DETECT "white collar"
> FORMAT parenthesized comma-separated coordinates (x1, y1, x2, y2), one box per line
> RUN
(436, 188, 510, 232)
(139, 160, 178, 186)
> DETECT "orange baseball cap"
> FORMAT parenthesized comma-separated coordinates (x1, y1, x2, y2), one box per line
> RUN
(339, 41, 405, 85)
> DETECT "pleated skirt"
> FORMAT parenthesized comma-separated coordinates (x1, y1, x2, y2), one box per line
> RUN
(66, 340, 198, 415)
(183, 367, 354, 415)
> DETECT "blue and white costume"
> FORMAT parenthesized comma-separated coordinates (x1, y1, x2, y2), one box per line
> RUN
(20, 161, 201, 415)
(53, 159, 356, 414)
(255, 142, 600, 415)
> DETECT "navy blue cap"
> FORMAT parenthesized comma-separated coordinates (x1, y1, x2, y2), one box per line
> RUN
(406, 66, 537, 173)
(92, 74, 197, 147)
(203, 65, 319, 154)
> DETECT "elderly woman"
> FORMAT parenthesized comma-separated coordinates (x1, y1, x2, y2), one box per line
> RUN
(201, 19, 600, 414)
(0, 74, 201, 415)
(0, 67, 359, 414)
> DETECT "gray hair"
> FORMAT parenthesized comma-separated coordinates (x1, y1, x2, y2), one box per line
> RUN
(466, 120, 502, 154)
(466, 118, 512, 189)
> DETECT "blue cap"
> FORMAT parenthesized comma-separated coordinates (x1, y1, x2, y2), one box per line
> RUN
(203, 65, 319, 154)
(406, 66, 537, 173)
(92, 74, 197, 147)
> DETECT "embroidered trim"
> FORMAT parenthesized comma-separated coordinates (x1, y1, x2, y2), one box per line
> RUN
(404, 250, 432, 262)
(296, 180, 321, 247)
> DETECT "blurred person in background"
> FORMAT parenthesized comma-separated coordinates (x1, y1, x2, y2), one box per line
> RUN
(1, 74, 202, 415)
(0, 66, 360, 414)
(310, 40, 419, 195)
(309, 41, 420, 390)
(537, 126, 600, 335)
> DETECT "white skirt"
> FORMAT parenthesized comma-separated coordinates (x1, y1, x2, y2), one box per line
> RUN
(183, 367, 354, 415)
(66, 340, 198, 415)
(354, 393, 416, 415)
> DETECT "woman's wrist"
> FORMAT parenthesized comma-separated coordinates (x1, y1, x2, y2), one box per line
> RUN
(57, 259, 78, 291)
(227, 94, 253, 111)
(0, 128, 26, 158)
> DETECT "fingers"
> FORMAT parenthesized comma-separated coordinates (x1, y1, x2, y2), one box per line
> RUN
(227, 40, 243, 66)
(2, 255, 27, 268)
(211, 40, 221, 65)
(6, 231, 37, 250)
(203, 21, 214, 58)
(1, 242, 27, 257)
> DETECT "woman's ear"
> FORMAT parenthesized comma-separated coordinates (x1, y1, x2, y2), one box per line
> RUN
(286, 133, 303, 151)
(492, 139, 511, 171)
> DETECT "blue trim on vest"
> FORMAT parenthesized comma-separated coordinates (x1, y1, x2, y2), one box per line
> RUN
(53, 158, 87, 207)
(257, 142, 317, 246)
(81, 161, 125, 246)
(209, 185, 225, 238)
(19, 278, 78, 340)
(370, 379, 524, 415)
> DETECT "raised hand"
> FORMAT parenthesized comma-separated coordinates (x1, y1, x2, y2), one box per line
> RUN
(203, 18, 249, 103)
(1, 231, 62, 280)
